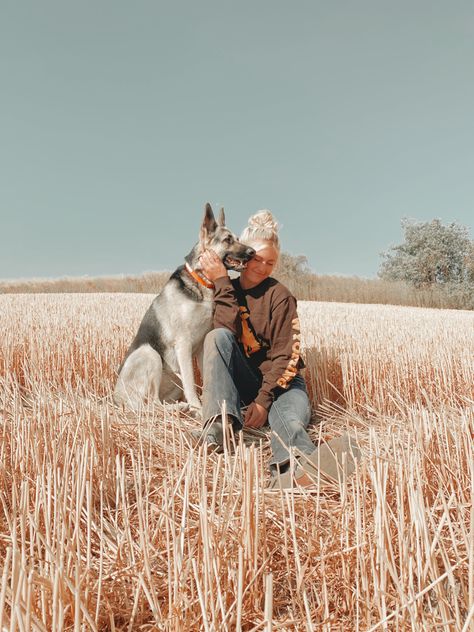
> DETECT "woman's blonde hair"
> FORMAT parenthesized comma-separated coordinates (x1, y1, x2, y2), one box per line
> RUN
(240, 210, 280, 252)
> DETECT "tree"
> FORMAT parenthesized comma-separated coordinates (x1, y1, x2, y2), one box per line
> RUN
(274, 252, 310, 277)
(273, 252, 312, 296)
(379, 219, 474, 288)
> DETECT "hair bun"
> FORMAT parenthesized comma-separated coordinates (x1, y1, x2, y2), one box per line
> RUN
(248, 210, 279, 233)
(240, 209, 280, 251)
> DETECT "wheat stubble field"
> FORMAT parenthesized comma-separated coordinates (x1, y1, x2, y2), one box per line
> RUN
(0, 294, 473, 631)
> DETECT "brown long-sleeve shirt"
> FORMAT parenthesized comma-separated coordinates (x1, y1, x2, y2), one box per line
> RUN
(212, 275, 304, 410)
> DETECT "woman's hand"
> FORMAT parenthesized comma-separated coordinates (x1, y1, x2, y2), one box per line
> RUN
(200, 250, 228, 282)
(244, 402, 268, 428)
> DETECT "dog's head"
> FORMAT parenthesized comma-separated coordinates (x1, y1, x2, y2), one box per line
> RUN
(198, 203, 255, 271)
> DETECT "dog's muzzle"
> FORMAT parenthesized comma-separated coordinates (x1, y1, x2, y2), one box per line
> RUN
(224, 247, 255, 271)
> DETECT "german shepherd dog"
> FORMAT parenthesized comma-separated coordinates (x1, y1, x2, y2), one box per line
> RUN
(114, 203, 255, 411)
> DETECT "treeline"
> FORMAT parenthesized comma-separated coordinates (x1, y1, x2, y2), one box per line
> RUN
(2, 218, 472, 310)
(273, 241, 474, 309)
(277, 217, 474, 310)
(276, 268, 473, 310)
(1, 265, 471, 310)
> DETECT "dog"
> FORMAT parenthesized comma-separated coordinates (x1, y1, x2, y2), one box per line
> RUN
(114, 203, 255, 411)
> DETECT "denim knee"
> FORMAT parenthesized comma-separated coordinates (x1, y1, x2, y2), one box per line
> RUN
(270, 413, 307, 441)
(204, 328, 236, 353)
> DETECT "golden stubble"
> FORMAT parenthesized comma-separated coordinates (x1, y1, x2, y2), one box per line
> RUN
(0, 294, 473, 630)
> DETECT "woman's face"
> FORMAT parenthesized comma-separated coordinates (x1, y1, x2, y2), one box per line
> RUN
(240, 243, 279, 288)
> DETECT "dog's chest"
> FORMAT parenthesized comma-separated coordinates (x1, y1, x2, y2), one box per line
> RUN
(162, 296, 213, 345)
(188, 299, 213, 342)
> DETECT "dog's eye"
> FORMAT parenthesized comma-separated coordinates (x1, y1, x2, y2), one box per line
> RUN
(225, 236, 234, 244)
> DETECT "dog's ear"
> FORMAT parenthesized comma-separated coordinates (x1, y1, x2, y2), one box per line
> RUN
(217, 207, 226, 226)
(200, 203, 217, 247)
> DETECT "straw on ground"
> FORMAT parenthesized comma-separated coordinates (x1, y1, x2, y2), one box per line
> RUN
(0, 294, 472, 630)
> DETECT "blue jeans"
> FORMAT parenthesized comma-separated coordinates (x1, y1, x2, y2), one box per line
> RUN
(201, 328, 315, 467)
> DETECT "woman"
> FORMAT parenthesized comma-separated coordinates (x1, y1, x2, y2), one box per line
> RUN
(197, 211, 359, 488)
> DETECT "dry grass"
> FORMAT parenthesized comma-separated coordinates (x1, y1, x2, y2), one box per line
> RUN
(0, 294, 473, 630)
(0, 272, 170, 295)
(2, 270, 473, 310)
(276, 272, 474, 310)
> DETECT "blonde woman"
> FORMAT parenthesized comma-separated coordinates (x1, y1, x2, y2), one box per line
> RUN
(197, 210, 359, 488)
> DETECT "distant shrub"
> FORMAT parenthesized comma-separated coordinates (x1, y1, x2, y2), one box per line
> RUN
(379, 218, 474, 288)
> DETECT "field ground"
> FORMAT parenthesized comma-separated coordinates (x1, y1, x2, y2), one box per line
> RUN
(0, 294, 473, 630)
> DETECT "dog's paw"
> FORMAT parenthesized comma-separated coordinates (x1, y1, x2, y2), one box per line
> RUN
(187, 402, 202, 419)
(188, 405, 202, 419)
(173, 401, 202, 417)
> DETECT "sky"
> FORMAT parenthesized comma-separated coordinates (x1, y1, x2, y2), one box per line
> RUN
(1, 1, 473, 280)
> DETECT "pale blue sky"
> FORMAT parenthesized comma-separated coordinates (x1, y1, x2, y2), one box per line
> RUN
(1, 1, 473, 280)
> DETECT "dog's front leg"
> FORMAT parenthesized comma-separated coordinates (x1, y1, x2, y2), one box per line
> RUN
(175, 340, 201, 410)
(196, 344, 204, 376)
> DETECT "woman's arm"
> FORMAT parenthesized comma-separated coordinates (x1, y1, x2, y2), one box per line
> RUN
(212, 277, 242, 335)
(254, 295, 303, 410)
(200, 250, 241, 335)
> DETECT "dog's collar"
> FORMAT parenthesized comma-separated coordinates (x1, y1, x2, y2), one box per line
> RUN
(185, 262, 215, 289)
